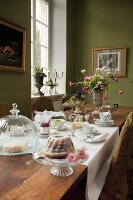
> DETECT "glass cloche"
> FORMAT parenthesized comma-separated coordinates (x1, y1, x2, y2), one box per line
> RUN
(0, 103, 37, 155)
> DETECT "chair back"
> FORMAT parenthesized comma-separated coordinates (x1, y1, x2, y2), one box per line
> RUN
(61, 94, 71, 104)
(98, 112, 133, 200)
(61, 94, 71, 111)
(0, 101, 10, 118)
(32, 97, 54, 117)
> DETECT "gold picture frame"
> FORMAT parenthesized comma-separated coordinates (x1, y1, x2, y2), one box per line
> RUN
(92, 47, 126, 77)
(0, 18, 26, 72)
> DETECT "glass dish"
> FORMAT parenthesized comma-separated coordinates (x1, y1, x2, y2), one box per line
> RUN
(0, 103, 37, 155)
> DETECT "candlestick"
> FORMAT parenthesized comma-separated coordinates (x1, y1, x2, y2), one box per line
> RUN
(48, 69, 63, 94)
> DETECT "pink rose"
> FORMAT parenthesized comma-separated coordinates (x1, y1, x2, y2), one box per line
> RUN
(77, 148, 88, 160)
(113, 77, 119, 82)
(103, 96, 108, 100)
(69, 81, 74, 86)
(88, 91, 93, 96)
(81, 69, 86, 73)
(99, 84, 105, 90)
(84, 76, 92, 81)
(119, 90, 124, 95)
(82, 87, 88, 93)
(67, 152, 78, 162)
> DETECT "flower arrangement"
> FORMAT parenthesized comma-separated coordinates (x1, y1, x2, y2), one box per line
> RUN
(63, 92, 85, 108)
(69, 67, 124, 100)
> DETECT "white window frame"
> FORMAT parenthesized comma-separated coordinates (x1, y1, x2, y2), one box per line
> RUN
(31, 0, 50, 94)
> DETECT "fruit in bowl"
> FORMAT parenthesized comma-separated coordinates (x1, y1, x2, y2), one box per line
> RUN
(50, 118, 65, 130)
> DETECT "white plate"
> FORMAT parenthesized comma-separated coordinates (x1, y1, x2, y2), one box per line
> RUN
(83, 133, 109, 143)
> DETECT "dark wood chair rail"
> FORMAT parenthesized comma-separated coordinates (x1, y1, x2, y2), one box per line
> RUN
(0, 106, 133, 200)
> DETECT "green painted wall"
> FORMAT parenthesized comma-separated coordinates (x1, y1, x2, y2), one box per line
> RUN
(0, 0, 31, 117)
(67, 0, 133, 106)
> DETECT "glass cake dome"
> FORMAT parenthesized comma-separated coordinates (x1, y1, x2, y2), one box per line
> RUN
(0, 103, 37, 155)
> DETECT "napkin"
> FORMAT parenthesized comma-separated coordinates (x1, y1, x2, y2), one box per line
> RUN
(34, 110, 65, 124)
(75, 129, 109, 143)
(85, 133, 109, 143)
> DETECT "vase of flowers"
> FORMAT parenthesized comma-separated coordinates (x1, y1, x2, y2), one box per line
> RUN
(69, 67, 124, 113)
(92, 90, 103, 112)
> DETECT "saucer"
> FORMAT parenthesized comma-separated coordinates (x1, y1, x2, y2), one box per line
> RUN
(57, 126, 67, 131)
(95, 119, 115, 127)
(96, 119, 114, 123)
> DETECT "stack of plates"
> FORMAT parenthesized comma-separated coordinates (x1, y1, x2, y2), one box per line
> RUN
(95, 119, 115, 127)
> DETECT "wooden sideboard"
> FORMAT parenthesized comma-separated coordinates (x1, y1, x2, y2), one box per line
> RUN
(0, 106, 133, 200)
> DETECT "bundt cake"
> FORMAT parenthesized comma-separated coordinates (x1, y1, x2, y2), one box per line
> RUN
(44, 136, 75, 159)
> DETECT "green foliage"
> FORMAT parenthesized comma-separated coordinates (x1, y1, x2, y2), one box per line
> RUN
(45, 79, 57, 86)
(34, 65, 43, 74)
(34, 65, 47, 77)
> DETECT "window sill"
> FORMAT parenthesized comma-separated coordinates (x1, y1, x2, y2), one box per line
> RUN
(31, 93, 64, 101)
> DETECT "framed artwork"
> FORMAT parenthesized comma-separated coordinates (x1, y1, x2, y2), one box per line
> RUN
(92, 47, 126, 77)
(0, 18, 26, 72)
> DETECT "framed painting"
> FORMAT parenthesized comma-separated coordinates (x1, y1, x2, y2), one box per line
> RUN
(92, 47, 126, 77)
(0, 19, 26, 72)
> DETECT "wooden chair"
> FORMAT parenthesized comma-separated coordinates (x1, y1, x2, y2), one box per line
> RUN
(61, 94, 71, 111)
(98, 112, 133, 200)
(0, 101, 10, 118)
(32, 97, 54, 117)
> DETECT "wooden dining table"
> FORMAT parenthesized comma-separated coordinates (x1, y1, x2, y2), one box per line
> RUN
(0, 106, 133, 200)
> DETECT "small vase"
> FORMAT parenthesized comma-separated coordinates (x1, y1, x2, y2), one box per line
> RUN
(93, 90, 103, 113)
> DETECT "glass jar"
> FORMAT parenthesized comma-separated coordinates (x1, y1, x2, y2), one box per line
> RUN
(40, 122, 50, 137)
(0, 103, 37, 155)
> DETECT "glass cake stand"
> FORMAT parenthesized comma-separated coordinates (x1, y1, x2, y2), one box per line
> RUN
(33, 150, 85, 177)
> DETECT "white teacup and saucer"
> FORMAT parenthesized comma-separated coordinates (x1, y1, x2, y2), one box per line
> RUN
(82, 123, 99, 135)
(99, 111, 112, 123)
(50, 118, 66, 131)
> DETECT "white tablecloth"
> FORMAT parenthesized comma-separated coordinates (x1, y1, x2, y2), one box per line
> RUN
(37, 124, 119, 200)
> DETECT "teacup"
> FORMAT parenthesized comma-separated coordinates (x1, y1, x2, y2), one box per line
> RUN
(82, 123, 94, 134)
(50, 118, 65, 130)
(99, 111, 112, 122)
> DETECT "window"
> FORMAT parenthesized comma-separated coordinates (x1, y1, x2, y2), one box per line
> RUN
(31, 0, 49, 93)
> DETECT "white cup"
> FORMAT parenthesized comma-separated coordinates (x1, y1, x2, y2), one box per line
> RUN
(50, 119, 65, 130)
(82, 123, 94, 134)
(99, 112, 112, 122)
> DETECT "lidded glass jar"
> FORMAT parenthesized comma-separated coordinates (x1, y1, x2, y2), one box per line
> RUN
(0, 103, 37, 155)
